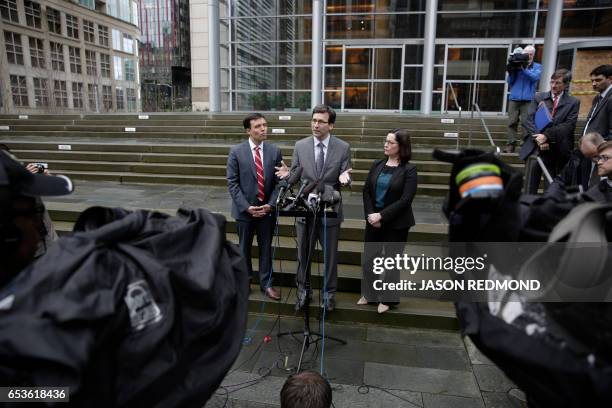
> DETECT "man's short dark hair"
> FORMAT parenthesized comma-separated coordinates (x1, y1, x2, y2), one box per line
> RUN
(312, 104, 336, 124)
(590, 65, 612, 78)
(243, 113, 266, 130)
(280, 371, 332, 408)
(551, 69, 572, 85)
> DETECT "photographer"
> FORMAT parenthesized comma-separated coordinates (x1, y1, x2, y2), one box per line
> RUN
(504, 45, 542, 153)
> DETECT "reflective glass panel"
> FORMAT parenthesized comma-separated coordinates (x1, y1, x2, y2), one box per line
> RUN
(234, 67, 311, 91)
(374, 48, 402, 80)
(403, 67, 423, 91)
(437, 12, 535, 38)
(235, 91, 311, 111)
(326, 14, 424, 39)
(373, 82, 400, 110)
(232, 17, 312, 42)
(538, 9, 612, 37)
(327, 0, 426, 13)
(345, 48, 371, 80)
(402, 92, 421, 111)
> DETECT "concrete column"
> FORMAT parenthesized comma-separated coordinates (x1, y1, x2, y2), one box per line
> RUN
(420, 0, 438, 115)
(539, 1, 563, 91)
(311, 0, 323, 107)
(208, 0, 220, 111)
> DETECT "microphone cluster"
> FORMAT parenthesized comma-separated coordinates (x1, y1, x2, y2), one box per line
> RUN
(276, 167, 340, 212)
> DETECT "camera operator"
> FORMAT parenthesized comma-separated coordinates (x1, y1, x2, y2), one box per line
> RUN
(504, 45, 542, 153)
(0, 149, 73, 288)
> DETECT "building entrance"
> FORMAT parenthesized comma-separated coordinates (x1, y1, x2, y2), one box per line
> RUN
(342, 46, 402, 111)
(443, 45, 510, 114)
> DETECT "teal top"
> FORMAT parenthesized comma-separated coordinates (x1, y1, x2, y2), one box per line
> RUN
(375, 165, 397, 208)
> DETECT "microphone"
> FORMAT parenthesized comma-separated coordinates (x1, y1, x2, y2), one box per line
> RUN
(289, 179, 310, 209)
(321, 184, 341, 206)
(277, 166, 303, 206)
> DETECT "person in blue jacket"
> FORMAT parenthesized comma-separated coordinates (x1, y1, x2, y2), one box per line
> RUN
(504, 45, 542, 153)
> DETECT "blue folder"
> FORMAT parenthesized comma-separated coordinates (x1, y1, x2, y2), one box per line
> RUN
(535, 103, 552, 131)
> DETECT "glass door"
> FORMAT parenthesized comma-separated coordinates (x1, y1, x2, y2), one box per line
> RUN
(342, 46, 402, 111)
(443, 45, 510, 114)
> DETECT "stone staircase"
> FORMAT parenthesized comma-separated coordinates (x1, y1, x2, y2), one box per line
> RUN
(0, 112, 586, 330)
(0, 113, 540, 197)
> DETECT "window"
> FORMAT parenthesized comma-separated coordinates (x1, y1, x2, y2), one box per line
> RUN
(24, 1, 41, 28)
(4, 31, 23, 65)
(100, 53, 110, 77)
(33, 78, 48, 107)
(50, 41, 64, 71)
(98, 25, 109, 47)
(115, 87, 124, 110)
(83, 20, 95, 43)
(113, 55, 122, 80)
(66, 14, 79, 39)
(85, 50, 96, 75)
(87, 84, 98, 110)
(29, 37, 45, 68)
(10, 75, 28, 107)
(112, 28, 121, 51)
(124, 58, 135, 81)
(47, 7, 61, 34)
(54, 80, 68, 107)
(126, 88, 136, 111)
(72, 82, 84, 109)
(123, 33, 133, 54)
(69, 46, 82, 74)
(1, 0, 18, 23)
(102, 85, 112, 111)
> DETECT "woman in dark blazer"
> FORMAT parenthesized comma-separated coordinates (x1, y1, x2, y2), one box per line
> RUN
(358, 129, 418, 313)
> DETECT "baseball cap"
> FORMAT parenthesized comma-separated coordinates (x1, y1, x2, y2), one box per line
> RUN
(0, 150, 73, 196)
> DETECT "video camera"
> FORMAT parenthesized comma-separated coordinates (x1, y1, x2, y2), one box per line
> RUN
(507, 47, 530, 72)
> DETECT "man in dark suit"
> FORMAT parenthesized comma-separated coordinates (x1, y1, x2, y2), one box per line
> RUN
(227, 113, 283, 300)
(546, 132, 604, 195)
(521, 69, 580, 194)
(584, 140, 612, 202)
(275, 105, 352, 311)
(583, 64, 612, 140)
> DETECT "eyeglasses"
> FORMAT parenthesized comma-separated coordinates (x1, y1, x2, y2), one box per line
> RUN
(384, 140, 398, 145)
(596, 154, 611, 163)
(311, 119, 329, 125)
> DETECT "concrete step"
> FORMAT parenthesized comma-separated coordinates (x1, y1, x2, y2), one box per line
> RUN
(245, 285, 459, 330)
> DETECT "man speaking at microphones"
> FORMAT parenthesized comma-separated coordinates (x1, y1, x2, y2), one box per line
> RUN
(276, 105, 352, 312)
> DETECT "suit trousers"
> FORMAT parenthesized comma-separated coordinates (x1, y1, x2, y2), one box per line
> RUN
(237, 213, 276, 290)
(507, 100, 531, 145)
(361, 224, 409, 305)
(295, 219, 340, 297)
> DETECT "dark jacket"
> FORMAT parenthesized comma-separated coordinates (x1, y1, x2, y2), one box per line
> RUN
(521, 91, 580, 164)
(584, 90, 612, 140)
(546, 149, 594, 195)
(227, 140, 283, 221)
(363, 159, 417, 229)
(0, 207, 249, 407)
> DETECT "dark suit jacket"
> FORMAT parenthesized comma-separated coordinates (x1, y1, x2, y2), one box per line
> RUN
(363, 159, 418, 229)
(546, 149, 594, 195)
(289, 135, 351, 226)
(227, 140, 282, 221)
(584, 90, 612, 140)
(521, 91, 580, 163)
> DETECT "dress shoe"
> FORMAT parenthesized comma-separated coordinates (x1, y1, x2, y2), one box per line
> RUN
(502, 144, 516, 153)
(295, 289, 311, 312)
(377, 303, 390, 314)
(356, 296, 368, 305)
(263, 287, 280, 301)
(322, 295, 336, 312)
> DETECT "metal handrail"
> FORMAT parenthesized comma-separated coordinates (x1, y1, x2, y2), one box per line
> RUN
(445, 81, 462, 150)
(472, 103, 500, 156)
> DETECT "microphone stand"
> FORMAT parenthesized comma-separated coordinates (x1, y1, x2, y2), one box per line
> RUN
(277, 200, 346, 373)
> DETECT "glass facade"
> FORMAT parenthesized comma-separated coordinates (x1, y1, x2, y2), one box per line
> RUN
(139, 0, 191, 111)
(220, 0, 612, 112)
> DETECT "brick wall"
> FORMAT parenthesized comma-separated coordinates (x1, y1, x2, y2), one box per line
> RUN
(571, 49, 612, 118)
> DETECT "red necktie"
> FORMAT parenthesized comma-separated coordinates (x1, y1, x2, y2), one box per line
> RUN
(254, 146, 265, 202)
(551, 95, 559, 117)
